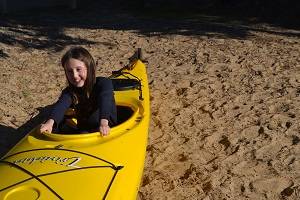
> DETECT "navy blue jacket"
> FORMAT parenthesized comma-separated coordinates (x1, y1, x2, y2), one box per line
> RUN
(49, 77, 117, 131)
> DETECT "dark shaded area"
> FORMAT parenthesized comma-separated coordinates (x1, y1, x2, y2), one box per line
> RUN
(116, 105, 134, 125)
(112, 78, 141, 91)
(0, 106, 52, 158)
(0, 49, 8, 58)
(0, 19, 96, 55)
(214, 0, 300, 28)
(0, 0, 299, 58)
(292, 135, 300, 145)
(1, 0, 74, 13)
(219, 135, 231, 150)
(137, 0, 300, 28)
(281, 186, 294, 197)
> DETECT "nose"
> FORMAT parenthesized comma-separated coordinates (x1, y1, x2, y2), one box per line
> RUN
(72, 70, 79, 80)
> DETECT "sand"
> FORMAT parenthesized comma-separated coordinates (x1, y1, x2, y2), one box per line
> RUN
(0, 3, 299, 200)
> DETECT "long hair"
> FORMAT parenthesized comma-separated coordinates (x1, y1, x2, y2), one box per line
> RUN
(61, 46, 96, 103)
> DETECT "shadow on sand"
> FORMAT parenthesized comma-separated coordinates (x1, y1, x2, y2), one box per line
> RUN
(0, 0, 299, 58)
(0, 105, 52, 157)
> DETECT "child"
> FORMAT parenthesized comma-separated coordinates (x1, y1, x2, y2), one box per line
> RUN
(40, 46, 117, 136)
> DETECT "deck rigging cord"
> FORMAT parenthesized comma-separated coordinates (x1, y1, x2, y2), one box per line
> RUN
(0, 148, 124, 199)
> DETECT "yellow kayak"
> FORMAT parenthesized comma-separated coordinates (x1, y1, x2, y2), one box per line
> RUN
(0, 51, 150, 200)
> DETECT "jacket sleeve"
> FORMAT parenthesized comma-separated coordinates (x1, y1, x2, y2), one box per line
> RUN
(49, 88, 72, 128)
(96, 78, 116, 122)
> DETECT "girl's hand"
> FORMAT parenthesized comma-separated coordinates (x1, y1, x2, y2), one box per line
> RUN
(40, 119, 55, 134)
(99, 119, 110, 136)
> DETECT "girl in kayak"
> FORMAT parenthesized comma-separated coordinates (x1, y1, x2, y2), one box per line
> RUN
(40, 46, 117, 136)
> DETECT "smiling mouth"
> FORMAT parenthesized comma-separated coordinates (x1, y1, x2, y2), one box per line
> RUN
(73, 79, 81, 83)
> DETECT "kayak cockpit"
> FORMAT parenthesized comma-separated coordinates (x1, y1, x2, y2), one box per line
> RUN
(29, 98, 143, 144)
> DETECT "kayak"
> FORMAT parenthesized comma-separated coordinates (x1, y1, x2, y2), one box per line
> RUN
(0, 50, 150, 200)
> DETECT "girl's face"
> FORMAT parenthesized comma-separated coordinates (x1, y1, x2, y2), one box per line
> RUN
(64, 58, 87, 88)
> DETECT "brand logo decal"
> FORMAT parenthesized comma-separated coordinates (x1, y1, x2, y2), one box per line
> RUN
(12, 156, 82, 168)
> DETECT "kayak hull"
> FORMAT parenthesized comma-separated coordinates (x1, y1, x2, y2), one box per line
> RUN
(0, 59, 150, 200)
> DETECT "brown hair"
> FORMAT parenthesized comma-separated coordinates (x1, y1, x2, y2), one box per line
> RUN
(61, 46, 96, 102)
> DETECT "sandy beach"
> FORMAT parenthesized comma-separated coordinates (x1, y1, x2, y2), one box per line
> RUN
(0, 2, 299, 199)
